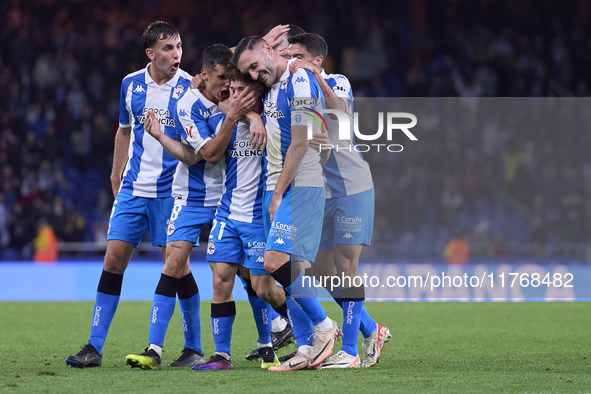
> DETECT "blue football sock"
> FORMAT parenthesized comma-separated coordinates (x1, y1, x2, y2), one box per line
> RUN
(286, 297, 313, 347)
(271, 263, 327, 326)
(360, 308, 378, 338)
(178, 272, 202, 353)
(148, 274, 179, 347)
(340, 299, 364, 356)
(241, 274, 273, 343)
(88, 270, 123, 354)
(248, 295, 272, 344)
(211, 302, 236, 356)
(88, 292, 119, 354)
(148, 294, 177, 347)
(329, 286, 376, 338)
(287, 276, 327, 325)
(178, 294, 201, 353)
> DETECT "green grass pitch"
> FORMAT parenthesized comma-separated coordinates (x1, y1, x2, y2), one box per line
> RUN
(0, 301, 590, 393)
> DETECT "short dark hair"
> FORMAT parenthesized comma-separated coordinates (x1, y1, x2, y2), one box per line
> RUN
(287, 24, 306, 38)
(225, 63, 249, 83)
(142, 21, 180, 49)
(288, 33, 328, 59)
(202, 44, 232, 72)
(231, 36, 266, 66)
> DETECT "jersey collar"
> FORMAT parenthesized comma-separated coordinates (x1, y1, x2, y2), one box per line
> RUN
(276, 58, 297, 85)
(144, 63, 181, 87)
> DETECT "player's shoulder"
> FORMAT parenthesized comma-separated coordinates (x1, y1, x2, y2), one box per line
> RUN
(290, 68, 315, 84)
(287, 68, 320, 95)
(178, 88, 200, 108)
(176, 69, 193, 86)
(121, 68, 146, 85)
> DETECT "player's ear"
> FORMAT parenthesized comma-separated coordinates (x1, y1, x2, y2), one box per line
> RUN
(145, 47, 154, 61)
(200, 68, 208, 81)
(262, 41, 272, 54)
(314, 56, 324, 69)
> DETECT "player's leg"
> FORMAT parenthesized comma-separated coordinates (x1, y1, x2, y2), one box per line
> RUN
(325, 189, 391, 368)
(193, 261, 238, 371)
(242, 268, 294, 362)
(314, 250, 378, 340)
(66, 193, 148, 368)
(126, 201, 204, 370)
(169, 206, 216, 368)
(243, 219, 296, 369)
(125, 240, 192, 370)
(194, 218, 242, 371)
(264, 188, 340, 370)
(321, 244, 364, 368)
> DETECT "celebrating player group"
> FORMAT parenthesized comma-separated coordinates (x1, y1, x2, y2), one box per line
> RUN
(66, 20, 391, 372)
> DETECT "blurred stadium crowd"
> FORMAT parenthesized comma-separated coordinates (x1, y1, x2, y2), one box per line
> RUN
(1, 0, 590, 260)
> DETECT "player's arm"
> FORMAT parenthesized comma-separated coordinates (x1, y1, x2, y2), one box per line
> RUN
(309, 126, 331, 165)
(111, 78, 135, 198)
(268, 125, 308, 220)
(289, 60, 347, 113)
(144, 110, 203, 166)
(110, 126, 131, 198)
(198, 86, 257, 164)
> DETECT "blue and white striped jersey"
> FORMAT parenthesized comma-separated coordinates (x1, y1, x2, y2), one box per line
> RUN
(321, 70, 373, 198)
(209, 116, 266, 224)
(171, 88, 224, 207)
(263, 62, 325, 191)
(118, 63, 192, 198)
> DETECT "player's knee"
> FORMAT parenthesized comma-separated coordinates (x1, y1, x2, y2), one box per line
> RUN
(163, 255, 188, 278)
(263, 253, 283, 273)
(334, 256, 357, 277)
(103, 254, 128, 275)
(212, 274, 233, 297)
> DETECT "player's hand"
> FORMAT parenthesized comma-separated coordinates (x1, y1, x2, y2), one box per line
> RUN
(310, 127, 332, 165)
(246, 112, 267, 151)
(309, 126, 331, 151)
(191, 74, 204, 90)
(263, 24, 290, 48)
(289, 59, 315, 75)
(269, 192, 283, 221)
(227, 86, 257, 121)
(144, 110, 163, 141)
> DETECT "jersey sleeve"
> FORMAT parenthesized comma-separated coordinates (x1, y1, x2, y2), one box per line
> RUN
(118, 78, 132, 128)
(328, 74, 353, 115)
(289, 69, 322, 127)
(330, 74, 352, 99)
(177, 101, 213, 154)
